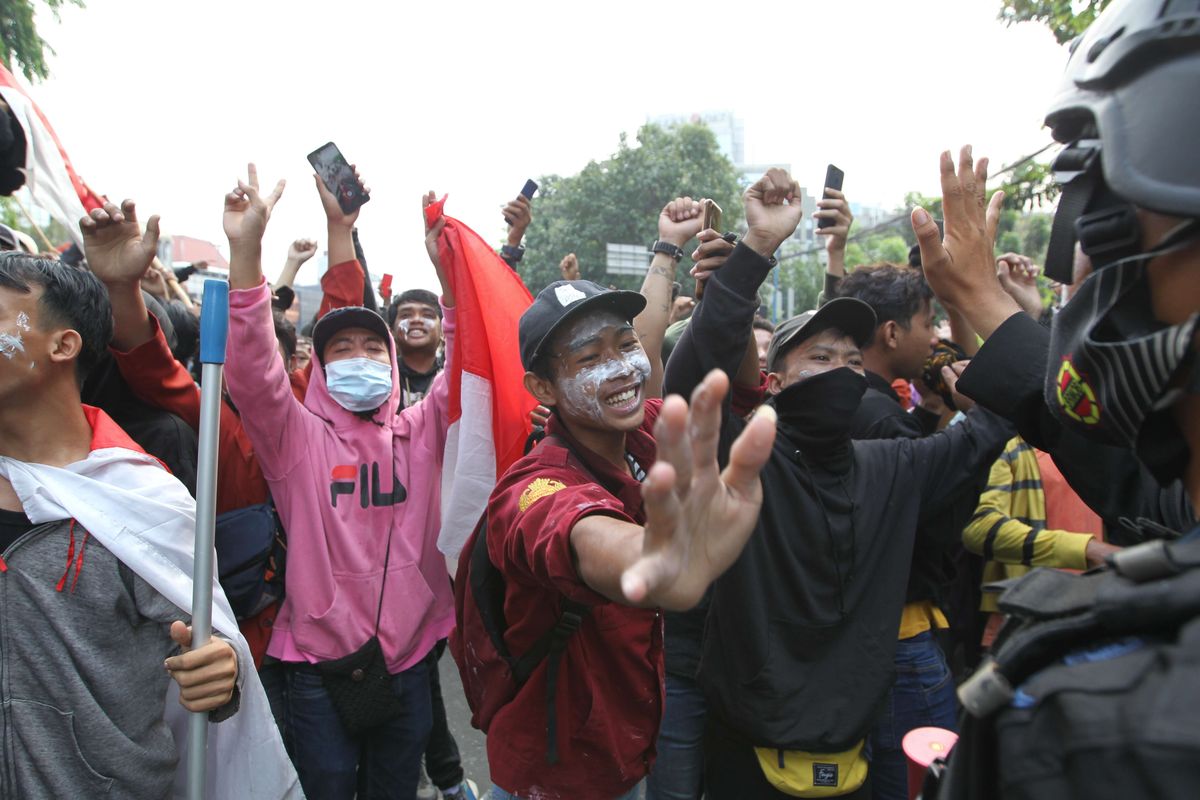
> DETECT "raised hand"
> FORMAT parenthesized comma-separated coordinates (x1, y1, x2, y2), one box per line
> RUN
(80, 199, 161, 287)
(995, 252, 1044, 316)
(559, 252, 581, 281)
(911, 146, 1019, 338)
(503, 194, 532, 247)
(742, 168, 804, 258)
(689, 228, 736, 288)
(224, 163, 286, 250)
(421, 190, 454, 307)
(658, 197, 703, 248)
(314, 165, 369, 229)
(164, 621, 238, 713)
(140, 261, 171, 302)
(620, 369, 777, 608)
(288, 238, 318, 264)
(814, 187, 854, 254)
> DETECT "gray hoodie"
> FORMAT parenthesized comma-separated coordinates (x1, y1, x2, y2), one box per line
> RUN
(1, 518, 237, 799)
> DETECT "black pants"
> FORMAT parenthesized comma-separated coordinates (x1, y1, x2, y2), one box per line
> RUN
(425, 639, 464, 790)
(704, 717, 872, 800)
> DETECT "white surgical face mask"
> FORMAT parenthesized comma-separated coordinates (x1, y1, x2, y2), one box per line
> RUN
(325, 357, 393, 413)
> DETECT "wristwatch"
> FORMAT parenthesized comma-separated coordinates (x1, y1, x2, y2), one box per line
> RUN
(651, 240, 684, 262)
(501, 244, 525, 263)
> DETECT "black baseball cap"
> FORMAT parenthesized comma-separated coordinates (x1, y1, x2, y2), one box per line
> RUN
(766, 297, 877, 372)
(520, 280, 646, 371)
(312, 306, 392, 365)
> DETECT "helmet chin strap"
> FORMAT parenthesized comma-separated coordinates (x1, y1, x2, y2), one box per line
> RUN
(1047, 138, 1200, 284)
(1045, 138, 1144, 282)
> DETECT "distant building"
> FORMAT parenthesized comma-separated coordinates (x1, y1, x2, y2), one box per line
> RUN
(649, 111, 745, 164)
(160, 234, 228, 270)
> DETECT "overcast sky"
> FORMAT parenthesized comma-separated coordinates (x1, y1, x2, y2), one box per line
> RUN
(27, 0, 1069, 290)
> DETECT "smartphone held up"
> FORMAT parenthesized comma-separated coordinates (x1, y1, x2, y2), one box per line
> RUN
(307, 142, 370, 215)
(816, 164, 844, 230)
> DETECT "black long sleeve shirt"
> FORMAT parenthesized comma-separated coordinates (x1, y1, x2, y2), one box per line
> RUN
(663, 243, 1013, 750)
(956, 311, 1194, 541)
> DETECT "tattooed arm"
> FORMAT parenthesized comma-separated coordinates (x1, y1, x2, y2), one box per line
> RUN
(636, 196, 703, 398)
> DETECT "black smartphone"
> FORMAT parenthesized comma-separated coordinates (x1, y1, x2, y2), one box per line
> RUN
(817, 164, 845, 230)
(520, 179, 538, 200)
(307, 142, 369, 215)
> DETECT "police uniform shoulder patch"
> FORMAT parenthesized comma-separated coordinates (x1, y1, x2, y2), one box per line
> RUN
(519, 477, 568, 512)
(1056, 358, 1101, 425)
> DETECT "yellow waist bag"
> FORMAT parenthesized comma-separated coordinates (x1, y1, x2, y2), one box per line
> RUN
(754, 740, 869, 797)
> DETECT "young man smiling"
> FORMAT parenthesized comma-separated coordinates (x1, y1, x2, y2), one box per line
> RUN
(479, 278, 778, 800)
(388, 289, 444, 408)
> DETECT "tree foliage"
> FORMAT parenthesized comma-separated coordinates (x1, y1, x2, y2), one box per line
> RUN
(519, 123, 744, 294)
(998, 0, 1112, 45)
(0, 0, 83, 82)
(0, 194, 74, 248)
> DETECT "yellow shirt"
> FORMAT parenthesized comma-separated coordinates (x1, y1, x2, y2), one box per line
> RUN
(898, 600, 949, 640)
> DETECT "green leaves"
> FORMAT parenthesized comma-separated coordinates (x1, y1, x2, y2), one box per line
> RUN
(519, 122, 744, 294)
(997, 0, 1112, 46)
(0, 0, 84, 82)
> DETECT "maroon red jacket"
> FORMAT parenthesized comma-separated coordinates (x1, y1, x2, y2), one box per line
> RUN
(485, 399, 664, 799)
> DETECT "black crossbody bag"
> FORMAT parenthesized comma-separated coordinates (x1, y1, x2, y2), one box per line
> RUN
(315, 523, 403, 736)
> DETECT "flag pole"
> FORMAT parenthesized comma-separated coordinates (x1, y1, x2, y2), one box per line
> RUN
(11, 194, 57, 252)
(188, 279, 229, 800)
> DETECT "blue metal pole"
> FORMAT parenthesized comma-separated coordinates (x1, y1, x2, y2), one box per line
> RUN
(188, 279, 229, 800)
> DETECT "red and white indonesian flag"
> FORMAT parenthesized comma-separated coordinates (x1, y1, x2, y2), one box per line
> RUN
(0, 62, 104, 249)
(425, 196, 536, 558)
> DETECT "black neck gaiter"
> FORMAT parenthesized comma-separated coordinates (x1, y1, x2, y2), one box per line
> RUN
(768, 367, 868, 467)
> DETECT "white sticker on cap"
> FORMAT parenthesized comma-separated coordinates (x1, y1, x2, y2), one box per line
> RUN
(554, 284, 587, 307)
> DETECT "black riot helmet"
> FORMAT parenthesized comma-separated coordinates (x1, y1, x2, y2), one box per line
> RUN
(1042, 0, 1200, 282)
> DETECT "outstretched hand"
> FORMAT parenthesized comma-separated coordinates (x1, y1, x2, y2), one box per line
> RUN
(80, 200, 161, 286)
(164, 621, 239, 713)
(742, 168, 804, 259)
(621, 369, 777, 609)
(223, 163, 286, 250)
(911, 146, 1019, 338)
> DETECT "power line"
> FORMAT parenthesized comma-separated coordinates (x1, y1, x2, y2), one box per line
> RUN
(775, 141, 1060, 264)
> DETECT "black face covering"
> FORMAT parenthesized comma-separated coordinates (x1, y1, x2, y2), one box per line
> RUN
(1045, 219, 1200, 486)
(768, 367, 868, 460)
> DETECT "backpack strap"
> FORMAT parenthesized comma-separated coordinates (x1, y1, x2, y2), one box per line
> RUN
(467, 504, 591, 765)
(531, 599, 588, 765)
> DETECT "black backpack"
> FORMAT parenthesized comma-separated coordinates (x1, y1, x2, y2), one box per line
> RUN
(214, 500, 286, 619)
(450, 511, 589, 764)
(931, 531, 1200, 800)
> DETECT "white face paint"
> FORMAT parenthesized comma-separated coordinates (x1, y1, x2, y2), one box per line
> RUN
(551, 313, 652, 424)
(0, 330, 23, 359)
(15, 312, 30, 331)
(557, 350, 652, 422)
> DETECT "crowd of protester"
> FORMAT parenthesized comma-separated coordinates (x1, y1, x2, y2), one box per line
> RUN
(0, 1, 1197, 798)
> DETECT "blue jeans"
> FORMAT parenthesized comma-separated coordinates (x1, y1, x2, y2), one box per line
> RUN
(281, 660, 433, 800)
(490, 787, 640, 800)
(646, 673, 707, 800)
(868, 631, 958, 800)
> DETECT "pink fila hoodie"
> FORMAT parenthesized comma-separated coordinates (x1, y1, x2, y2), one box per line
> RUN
(225, 278, 455, 673)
